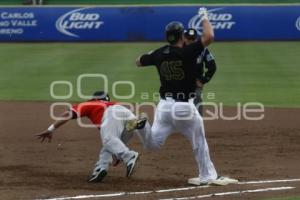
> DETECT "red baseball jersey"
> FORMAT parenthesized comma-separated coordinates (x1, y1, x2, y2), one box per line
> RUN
(72, 100, 116, 127)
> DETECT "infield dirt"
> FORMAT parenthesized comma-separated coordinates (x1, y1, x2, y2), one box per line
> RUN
(0, 101, 299, 200)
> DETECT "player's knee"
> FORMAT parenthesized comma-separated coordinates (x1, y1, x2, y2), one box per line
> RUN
(102, 135, 113, 147)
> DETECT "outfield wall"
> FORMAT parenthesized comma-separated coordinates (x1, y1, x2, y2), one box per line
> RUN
(0, 5, 300, 41)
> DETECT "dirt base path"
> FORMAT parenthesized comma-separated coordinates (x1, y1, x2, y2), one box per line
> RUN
(0, 101, 299, 200)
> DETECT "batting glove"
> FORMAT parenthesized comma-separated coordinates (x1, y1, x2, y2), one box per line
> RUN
(198, 7, 209, 21)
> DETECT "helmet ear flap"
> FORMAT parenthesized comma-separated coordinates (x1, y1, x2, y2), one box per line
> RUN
(167, 35, 176, 43)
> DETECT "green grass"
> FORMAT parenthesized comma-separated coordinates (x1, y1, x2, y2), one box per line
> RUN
(0, 42, 299, 107)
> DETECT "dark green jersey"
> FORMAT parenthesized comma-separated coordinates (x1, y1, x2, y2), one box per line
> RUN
(139, 40, 205, 101)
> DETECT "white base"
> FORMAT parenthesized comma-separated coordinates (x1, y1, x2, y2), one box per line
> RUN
(211, 177, 239, 186)
(188, 177, 239, 186)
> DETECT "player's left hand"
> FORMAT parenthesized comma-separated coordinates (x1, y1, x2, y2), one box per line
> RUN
(35, 130, 53, 143)
(198, 7, 209, 21)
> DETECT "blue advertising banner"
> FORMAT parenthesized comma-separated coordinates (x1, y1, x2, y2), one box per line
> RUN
(0, 5, 300, 41)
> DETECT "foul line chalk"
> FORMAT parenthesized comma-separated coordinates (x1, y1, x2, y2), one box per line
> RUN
(36, 186, 210, 200)
(159, 186, 295, 200)
(239, 178, 300, 185)
(37, 178, 300, 200)
(39, 193, 125, 200)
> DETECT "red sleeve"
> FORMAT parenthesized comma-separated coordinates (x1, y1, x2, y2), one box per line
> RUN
(72, 103, 88, 118)
(71, 104, 78, 113)
(71, 104, 80, 118)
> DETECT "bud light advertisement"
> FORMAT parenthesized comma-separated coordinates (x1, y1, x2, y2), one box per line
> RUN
(0, 5, 299, 41)
(55, 7, 104, 38)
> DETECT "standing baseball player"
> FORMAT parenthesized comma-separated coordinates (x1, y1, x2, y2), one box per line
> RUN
(135, 8, 237, 185)
(35, 91, 146, 183)
(184, 28, 217, 115)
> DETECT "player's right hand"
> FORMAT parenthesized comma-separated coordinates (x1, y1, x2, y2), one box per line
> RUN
(198, 7, 209, 21)
(35, 130, 53, 143)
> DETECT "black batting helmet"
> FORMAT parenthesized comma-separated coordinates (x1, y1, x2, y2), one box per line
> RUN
(184, 28, 199, 41)
(92, 91, 110, 101)
(165, 21, 184, 45)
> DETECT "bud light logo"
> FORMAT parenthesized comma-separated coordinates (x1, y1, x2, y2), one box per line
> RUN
(296, 16, 300, 31)
(189, 8, 235, 34)
(56, 7, 104, 38)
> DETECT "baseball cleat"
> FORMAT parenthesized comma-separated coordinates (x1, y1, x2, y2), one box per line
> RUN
(126, 152, 139, 177)
(136, 113, 148, 129)
(88, 168, 107, 183)
(125, 120, 136, 131)
(125, 113, 148, 131)
(188, 177, 210, 186)
(210, 176, 239, 186)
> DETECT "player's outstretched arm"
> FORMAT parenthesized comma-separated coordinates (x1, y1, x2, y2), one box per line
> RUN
(199, 8, 214, 47)
(35, 111, 73, 143)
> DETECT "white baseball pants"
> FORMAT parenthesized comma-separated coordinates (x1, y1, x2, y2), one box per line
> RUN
(138, 98, 217, 182)
(94, 105, 137, 171)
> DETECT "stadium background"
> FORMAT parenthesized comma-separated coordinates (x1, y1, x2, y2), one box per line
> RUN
(1, 0, 300, 4)
(0, 1, 299, 200)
